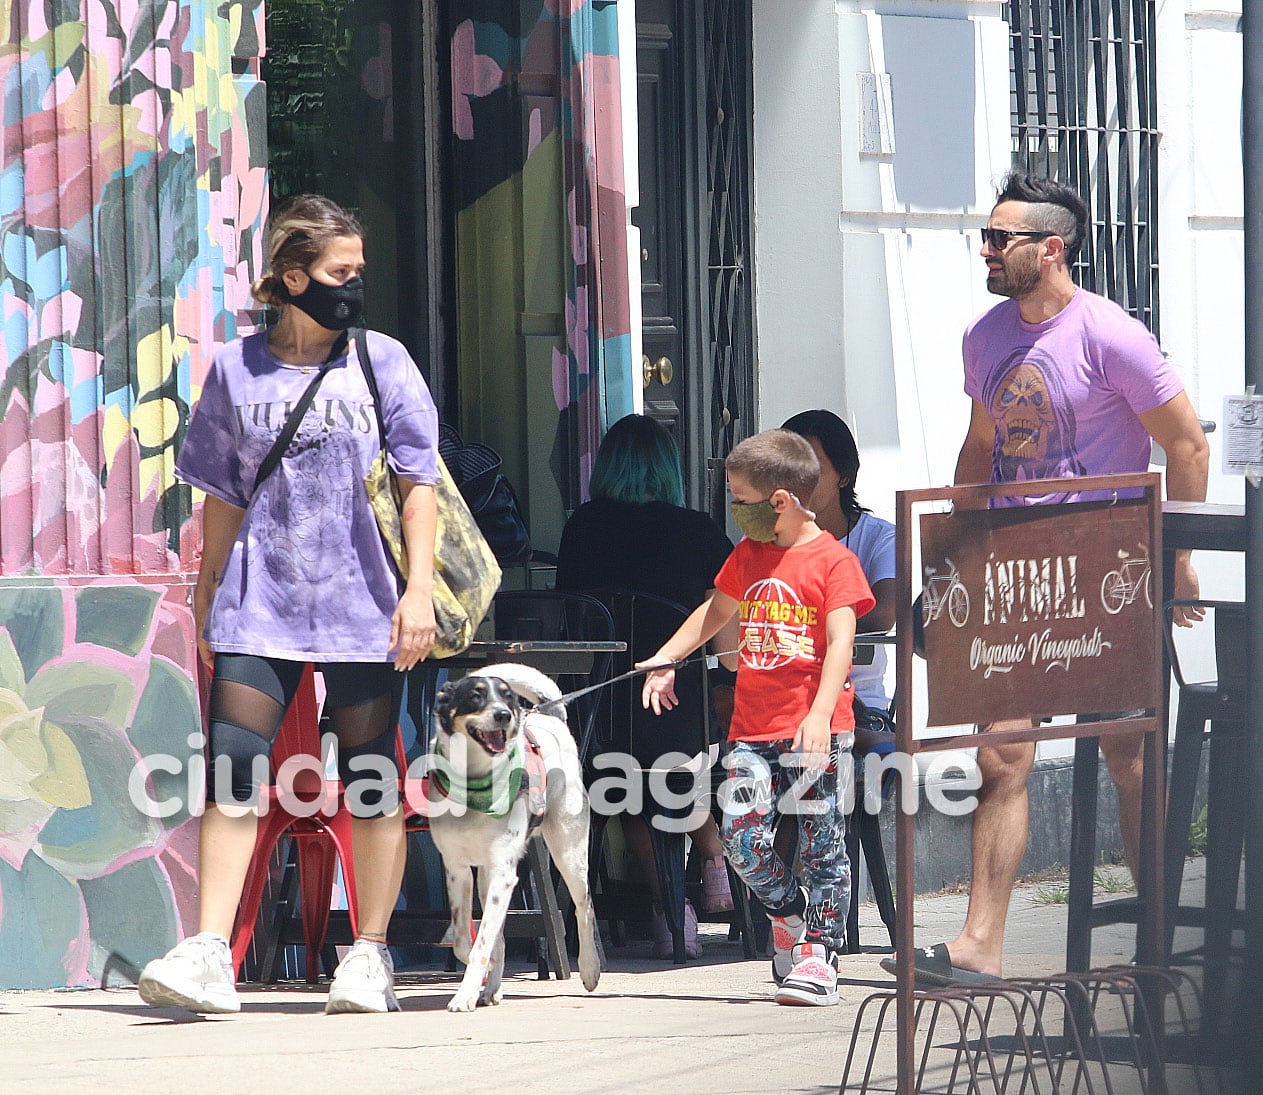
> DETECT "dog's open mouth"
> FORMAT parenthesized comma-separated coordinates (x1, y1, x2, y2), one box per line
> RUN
(470, 725, 510, 754)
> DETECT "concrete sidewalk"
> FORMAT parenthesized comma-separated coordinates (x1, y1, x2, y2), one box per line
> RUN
(0, 866, 1226, 1095)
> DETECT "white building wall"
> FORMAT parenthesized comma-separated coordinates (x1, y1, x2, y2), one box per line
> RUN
(1158, 1, 1244, 509)
(751, 0, 1011, 523)
(1155, 0, 1245, 677)
(750, 0, 1247, 734)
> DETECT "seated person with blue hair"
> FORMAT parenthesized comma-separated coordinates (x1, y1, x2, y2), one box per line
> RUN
(557, 414, 738, 960)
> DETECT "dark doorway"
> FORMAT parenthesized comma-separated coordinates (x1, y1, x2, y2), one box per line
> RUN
(262, 0, 442, 387)
(634, 0, 755, 518)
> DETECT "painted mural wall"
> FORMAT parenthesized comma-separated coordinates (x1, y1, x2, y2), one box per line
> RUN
(0, 1, 266, 987)
(449, 0, 633, 551)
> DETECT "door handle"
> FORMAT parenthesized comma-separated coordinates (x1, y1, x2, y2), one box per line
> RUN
(642, 355, 674, 388)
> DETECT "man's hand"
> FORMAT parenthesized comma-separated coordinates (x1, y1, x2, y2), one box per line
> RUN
(1171, 553, 1205, 628)
(1137, 393, 1209, 630)
(637, 655, 680, 714)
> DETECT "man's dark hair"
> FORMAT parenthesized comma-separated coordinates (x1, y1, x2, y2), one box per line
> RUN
(994, 172, 1089, 264)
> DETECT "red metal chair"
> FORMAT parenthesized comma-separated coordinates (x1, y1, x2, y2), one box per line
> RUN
(229, 665, 361, 981)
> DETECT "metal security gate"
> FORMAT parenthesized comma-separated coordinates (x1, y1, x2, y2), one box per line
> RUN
(702, 0, 756, 519)
(1006, 0, 1160, 335)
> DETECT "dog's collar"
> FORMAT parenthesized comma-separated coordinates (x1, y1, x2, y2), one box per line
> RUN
(430, 729, 549, 825)
(430, 737, 526, 817)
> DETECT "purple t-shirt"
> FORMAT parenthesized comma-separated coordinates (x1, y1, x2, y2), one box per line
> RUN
(963, 290, 1183, 506)
(176, 330, 440, 661)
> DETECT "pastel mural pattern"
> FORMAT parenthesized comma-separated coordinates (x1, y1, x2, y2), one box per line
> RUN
(450, 0, 632, 505)
(0, 2, 265, 986)
(0, 579, 203, 988)
(0, 0, 266, 576)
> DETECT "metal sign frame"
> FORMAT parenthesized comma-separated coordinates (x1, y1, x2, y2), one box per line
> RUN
(892, 472, 1166, 1093)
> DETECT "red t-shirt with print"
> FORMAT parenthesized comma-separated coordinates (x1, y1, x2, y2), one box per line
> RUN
(715, 531, 875, 742)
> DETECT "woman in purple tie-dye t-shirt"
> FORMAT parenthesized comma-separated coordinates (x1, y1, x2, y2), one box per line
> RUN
(138, 195, 438, 1017)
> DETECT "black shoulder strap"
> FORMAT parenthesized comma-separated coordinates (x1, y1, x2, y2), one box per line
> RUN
(353, 327, 389, 451)
(251, 330, 348, 497)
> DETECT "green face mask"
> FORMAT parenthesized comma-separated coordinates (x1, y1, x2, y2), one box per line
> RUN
(729, 498, 779, 542)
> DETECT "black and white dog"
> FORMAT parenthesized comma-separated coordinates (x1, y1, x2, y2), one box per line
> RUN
(428, 663, 601, 1012)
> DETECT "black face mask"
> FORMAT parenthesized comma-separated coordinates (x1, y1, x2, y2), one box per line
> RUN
(286, 274, 364, 330)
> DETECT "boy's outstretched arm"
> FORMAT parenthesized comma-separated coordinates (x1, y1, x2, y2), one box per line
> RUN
(791, 605, 858, 767)
(637, 589, 739, 715)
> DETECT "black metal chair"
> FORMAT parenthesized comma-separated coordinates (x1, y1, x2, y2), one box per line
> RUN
(1162, 600, 1247, 985)
(584, 589, 754, 963)
(846, 683, 898, 953)
(490, 590, 618, 764)
(1065, 599, 1247, 993)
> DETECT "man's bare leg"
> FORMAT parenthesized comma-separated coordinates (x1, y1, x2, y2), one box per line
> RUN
(1099, 730, 1144, 880)
(943, 723, 1036, 979)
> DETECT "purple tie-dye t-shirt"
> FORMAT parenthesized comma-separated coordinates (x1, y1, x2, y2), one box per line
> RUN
(963, 289, 1184, 506)
(176, 330, 440, 661)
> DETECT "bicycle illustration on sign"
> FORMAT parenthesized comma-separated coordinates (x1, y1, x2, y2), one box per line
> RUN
(1100, 546, 1151, 614)
(921, 558, 971, 628)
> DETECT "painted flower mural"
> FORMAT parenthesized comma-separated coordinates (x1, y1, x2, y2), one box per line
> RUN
(0, 581, 202, 989)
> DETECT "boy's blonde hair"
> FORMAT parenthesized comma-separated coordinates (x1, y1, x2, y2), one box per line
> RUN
(725, 429, 819, 502)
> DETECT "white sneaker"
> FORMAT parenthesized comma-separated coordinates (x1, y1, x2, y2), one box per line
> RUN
(325, 940, 401, 1014)
(774, 941, 839, 1007)
(138, 934, 240, 1014)
(768, 890, 806, 985)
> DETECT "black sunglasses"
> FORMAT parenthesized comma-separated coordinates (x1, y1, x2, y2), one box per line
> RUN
(980, 227, 1055, 250)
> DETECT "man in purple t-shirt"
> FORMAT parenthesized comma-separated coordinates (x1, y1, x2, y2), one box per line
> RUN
(897, 172, 1210, 987)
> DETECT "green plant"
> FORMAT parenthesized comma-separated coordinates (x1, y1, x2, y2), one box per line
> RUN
(1186, 805, 1209, 858)
(1093, 868, 1135, 894)
(1034, 883, 1070, 905)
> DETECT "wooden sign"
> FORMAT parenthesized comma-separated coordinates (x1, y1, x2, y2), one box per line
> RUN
(919, 497, 1159, 726)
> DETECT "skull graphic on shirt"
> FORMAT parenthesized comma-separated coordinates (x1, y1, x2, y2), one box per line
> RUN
(990, 361, 1056, 462)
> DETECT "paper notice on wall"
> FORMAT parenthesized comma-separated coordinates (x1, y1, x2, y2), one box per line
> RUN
(1222, 394, 1263, 480)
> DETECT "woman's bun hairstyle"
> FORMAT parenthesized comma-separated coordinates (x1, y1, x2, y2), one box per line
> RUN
(251, 194, 364, 307)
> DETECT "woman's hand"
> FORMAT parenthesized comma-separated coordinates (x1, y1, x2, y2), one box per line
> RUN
(637, 655, 679, 714)
(390, 586, 437, 670)
(193, 495, 245, 671)
(193, 583, 216, 669)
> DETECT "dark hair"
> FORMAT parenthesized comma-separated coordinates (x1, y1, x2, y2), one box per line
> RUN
(781, 408, 869, 523)
(251, 194, 364, 307)
(725, 429, 819, 503)
(994, 171, 1089, 263)
(589, 414, 685, 507)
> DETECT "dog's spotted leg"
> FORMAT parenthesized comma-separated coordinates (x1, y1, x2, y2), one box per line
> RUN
(475, 858, 512, 1007)
(542, 804, 602, 993)
(447, 823, 527, 1012)
(445, 867, 475, 966)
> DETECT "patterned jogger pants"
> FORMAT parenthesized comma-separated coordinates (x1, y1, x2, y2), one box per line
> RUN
(717, 737, 851, 954)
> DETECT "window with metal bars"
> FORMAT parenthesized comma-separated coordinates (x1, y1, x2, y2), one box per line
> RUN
(1005, 0, 1160, 336)
(703, 0, 756, 520)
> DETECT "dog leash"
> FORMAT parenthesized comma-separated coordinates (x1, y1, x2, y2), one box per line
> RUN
(531, 649, 739, 715)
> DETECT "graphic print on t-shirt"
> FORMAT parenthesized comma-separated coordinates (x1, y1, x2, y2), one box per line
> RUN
(243, 398, 375, 586)
(982, 346, 1088, 490)
(738, 576, 820, 671)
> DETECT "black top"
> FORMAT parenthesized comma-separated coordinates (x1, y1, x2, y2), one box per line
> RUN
(555, 498, 733, 608)
(556, 499, 734, 763)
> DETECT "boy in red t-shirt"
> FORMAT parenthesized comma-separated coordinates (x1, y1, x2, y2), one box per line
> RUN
(638, 429, 874, 1006)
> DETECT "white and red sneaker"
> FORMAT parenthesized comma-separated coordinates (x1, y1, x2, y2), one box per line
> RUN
(769, 890, 806, 985)
(774, 941, 839, 1007)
